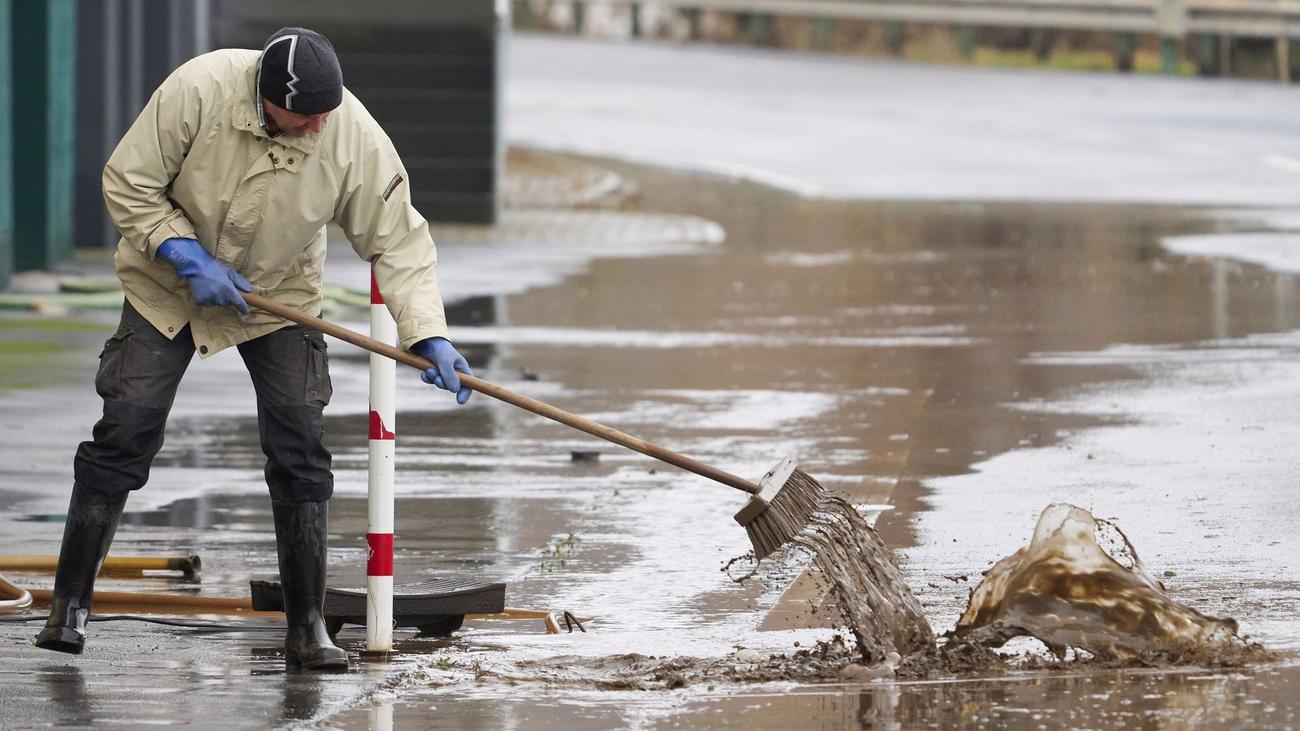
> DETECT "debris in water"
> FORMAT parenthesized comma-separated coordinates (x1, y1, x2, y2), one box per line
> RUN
(721, 551, 759, 583)
(470, 639, 871, 690)
(950, 503, 1258, 664)
(838, 652, 900, 681)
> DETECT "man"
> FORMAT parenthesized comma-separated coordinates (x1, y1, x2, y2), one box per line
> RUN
(35, 27, 472, 671)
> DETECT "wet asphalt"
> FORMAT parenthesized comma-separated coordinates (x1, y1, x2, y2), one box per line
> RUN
(3, 161, 1299, 728)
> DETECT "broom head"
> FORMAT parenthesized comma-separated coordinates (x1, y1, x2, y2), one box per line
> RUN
(734, 455, 825, 560)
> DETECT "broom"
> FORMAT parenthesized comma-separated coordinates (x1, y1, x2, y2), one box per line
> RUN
(242, 293, 824, 560)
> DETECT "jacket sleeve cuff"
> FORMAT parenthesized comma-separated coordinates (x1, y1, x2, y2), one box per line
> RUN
(145, 215, 198, 259)
(398, 318, 450, 352)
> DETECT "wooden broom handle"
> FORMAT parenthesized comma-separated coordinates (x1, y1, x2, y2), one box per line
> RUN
(242, 293, 760, 495)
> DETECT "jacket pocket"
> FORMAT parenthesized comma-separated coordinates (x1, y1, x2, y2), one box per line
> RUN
(304, 332, 333, 406)
(94, 326, 135, 400)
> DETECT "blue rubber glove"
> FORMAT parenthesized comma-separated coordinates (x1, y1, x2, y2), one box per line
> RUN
(411, 337, 473, 405)
(156, 237, 253, 314)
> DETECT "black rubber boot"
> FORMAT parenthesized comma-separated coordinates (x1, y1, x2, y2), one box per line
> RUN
(272, 500, 349, 671)
(35, 484, 128, 654)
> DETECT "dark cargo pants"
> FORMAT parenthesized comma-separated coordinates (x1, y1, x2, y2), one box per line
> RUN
(74, 300, 334, 503)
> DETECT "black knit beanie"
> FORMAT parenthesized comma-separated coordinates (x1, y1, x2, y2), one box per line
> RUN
(258, 27, 343, 115)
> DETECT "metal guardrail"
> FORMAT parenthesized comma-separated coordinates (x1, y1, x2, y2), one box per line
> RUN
(536, 0, 1300, 78)
(612, 0, 1300, 38)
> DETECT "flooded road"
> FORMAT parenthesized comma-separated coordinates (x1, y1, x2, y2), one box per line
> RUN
(3, 156, 1299, 728)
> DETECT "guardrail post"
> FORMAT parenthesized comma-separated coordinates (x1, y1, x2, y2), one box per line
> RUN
(1277, 37, 1291, 82)
(1159, 38, 1180, 74)
(514, 0, 534, 30)
(1156, 0, 1186, 75)
(745, 11, 773, 46)
(1195, 34, 1216, 76)
(1112, 32, 1136, 72)
(683, 7, 701, 41)
(813, 17, 833, 51)
(1219, 35, 1233, 76)
(1030, 29, 1053, 61)
(885, 22, 904, 56)
(572, 0, 585, 34)
(630, 2, 641, 38)
(957, 25, 975, 60)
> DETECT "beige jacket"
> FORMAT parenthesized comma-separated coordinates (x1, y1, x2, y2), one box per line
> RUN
(104, 49, 448, 357)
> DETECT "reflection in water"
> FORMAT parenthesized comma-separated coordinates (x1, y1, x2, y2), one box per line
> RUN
(824, 667, 1286, 730)
(36, 665, 93, 728)
(369, 698, 393, 731)
(1275, 272, 1296, 332)
(281, 673, 327, 723)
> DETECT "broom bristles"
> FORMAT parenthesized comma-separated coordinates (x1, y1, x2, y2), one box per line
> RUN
(743, 469, 826, 560)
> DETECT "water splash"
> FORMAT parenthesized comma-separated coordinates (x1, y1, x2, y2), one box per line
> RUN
(951, 503, 1253, 663)
(793, 493, 935, 663)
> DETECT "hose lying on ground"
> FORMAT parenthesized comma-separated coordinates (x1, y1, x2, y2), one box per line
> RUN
(0, 555, 202, 582)
(0, 574, 33, 611)
(2, 572, 590, 632)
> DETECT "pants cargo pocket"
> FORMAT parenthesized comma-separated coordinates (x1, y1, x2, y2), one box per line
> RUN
(304, 332, 333, 406)
(93, 326, 134, 401)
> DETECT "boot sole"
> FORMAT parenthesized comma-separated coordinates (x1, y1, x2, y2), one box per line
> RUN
(35, 625, 86, 655)
(286, 653, 350, 671)
(34, 636, 85, 655)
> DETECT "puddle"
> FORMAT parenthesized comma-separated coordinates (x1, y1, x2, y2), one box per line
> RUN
(7, 153, 1300, 728)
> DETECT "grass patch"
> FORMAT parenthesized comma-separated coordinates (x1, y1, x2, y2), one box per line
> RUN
(0, 341, 73, 357)
(0, 317, 110, 334)
(0, 341, 79, 393)
(538, 532, 582, 573)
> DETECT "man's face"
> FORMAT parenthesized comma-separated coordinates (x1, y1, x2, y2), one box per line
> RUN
(262, 98, 331, 137)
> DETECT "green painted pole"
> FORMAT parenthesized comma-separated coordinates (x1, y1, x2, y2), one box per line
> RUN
(0, 0, 11, 289)
(630, 2, 641, 38)
(11, 0, 76, 273)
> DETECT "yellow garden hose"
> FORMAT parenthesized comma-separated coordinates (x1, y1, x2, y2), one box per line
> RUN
(0, 555, 201, 581)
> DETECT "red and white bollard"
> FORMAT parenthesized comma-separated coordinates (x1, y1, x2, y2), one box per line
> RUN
(367, 268, 397, 654)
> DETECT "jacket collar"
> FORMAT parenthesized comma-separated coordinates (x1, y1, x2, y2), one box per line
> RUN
(232, 60, 319, 155)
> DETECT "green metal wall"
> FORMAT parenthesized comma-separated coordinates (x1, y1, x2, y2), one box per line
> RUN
(10, 0, 76, 274)
(0, 0, 12, 289)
